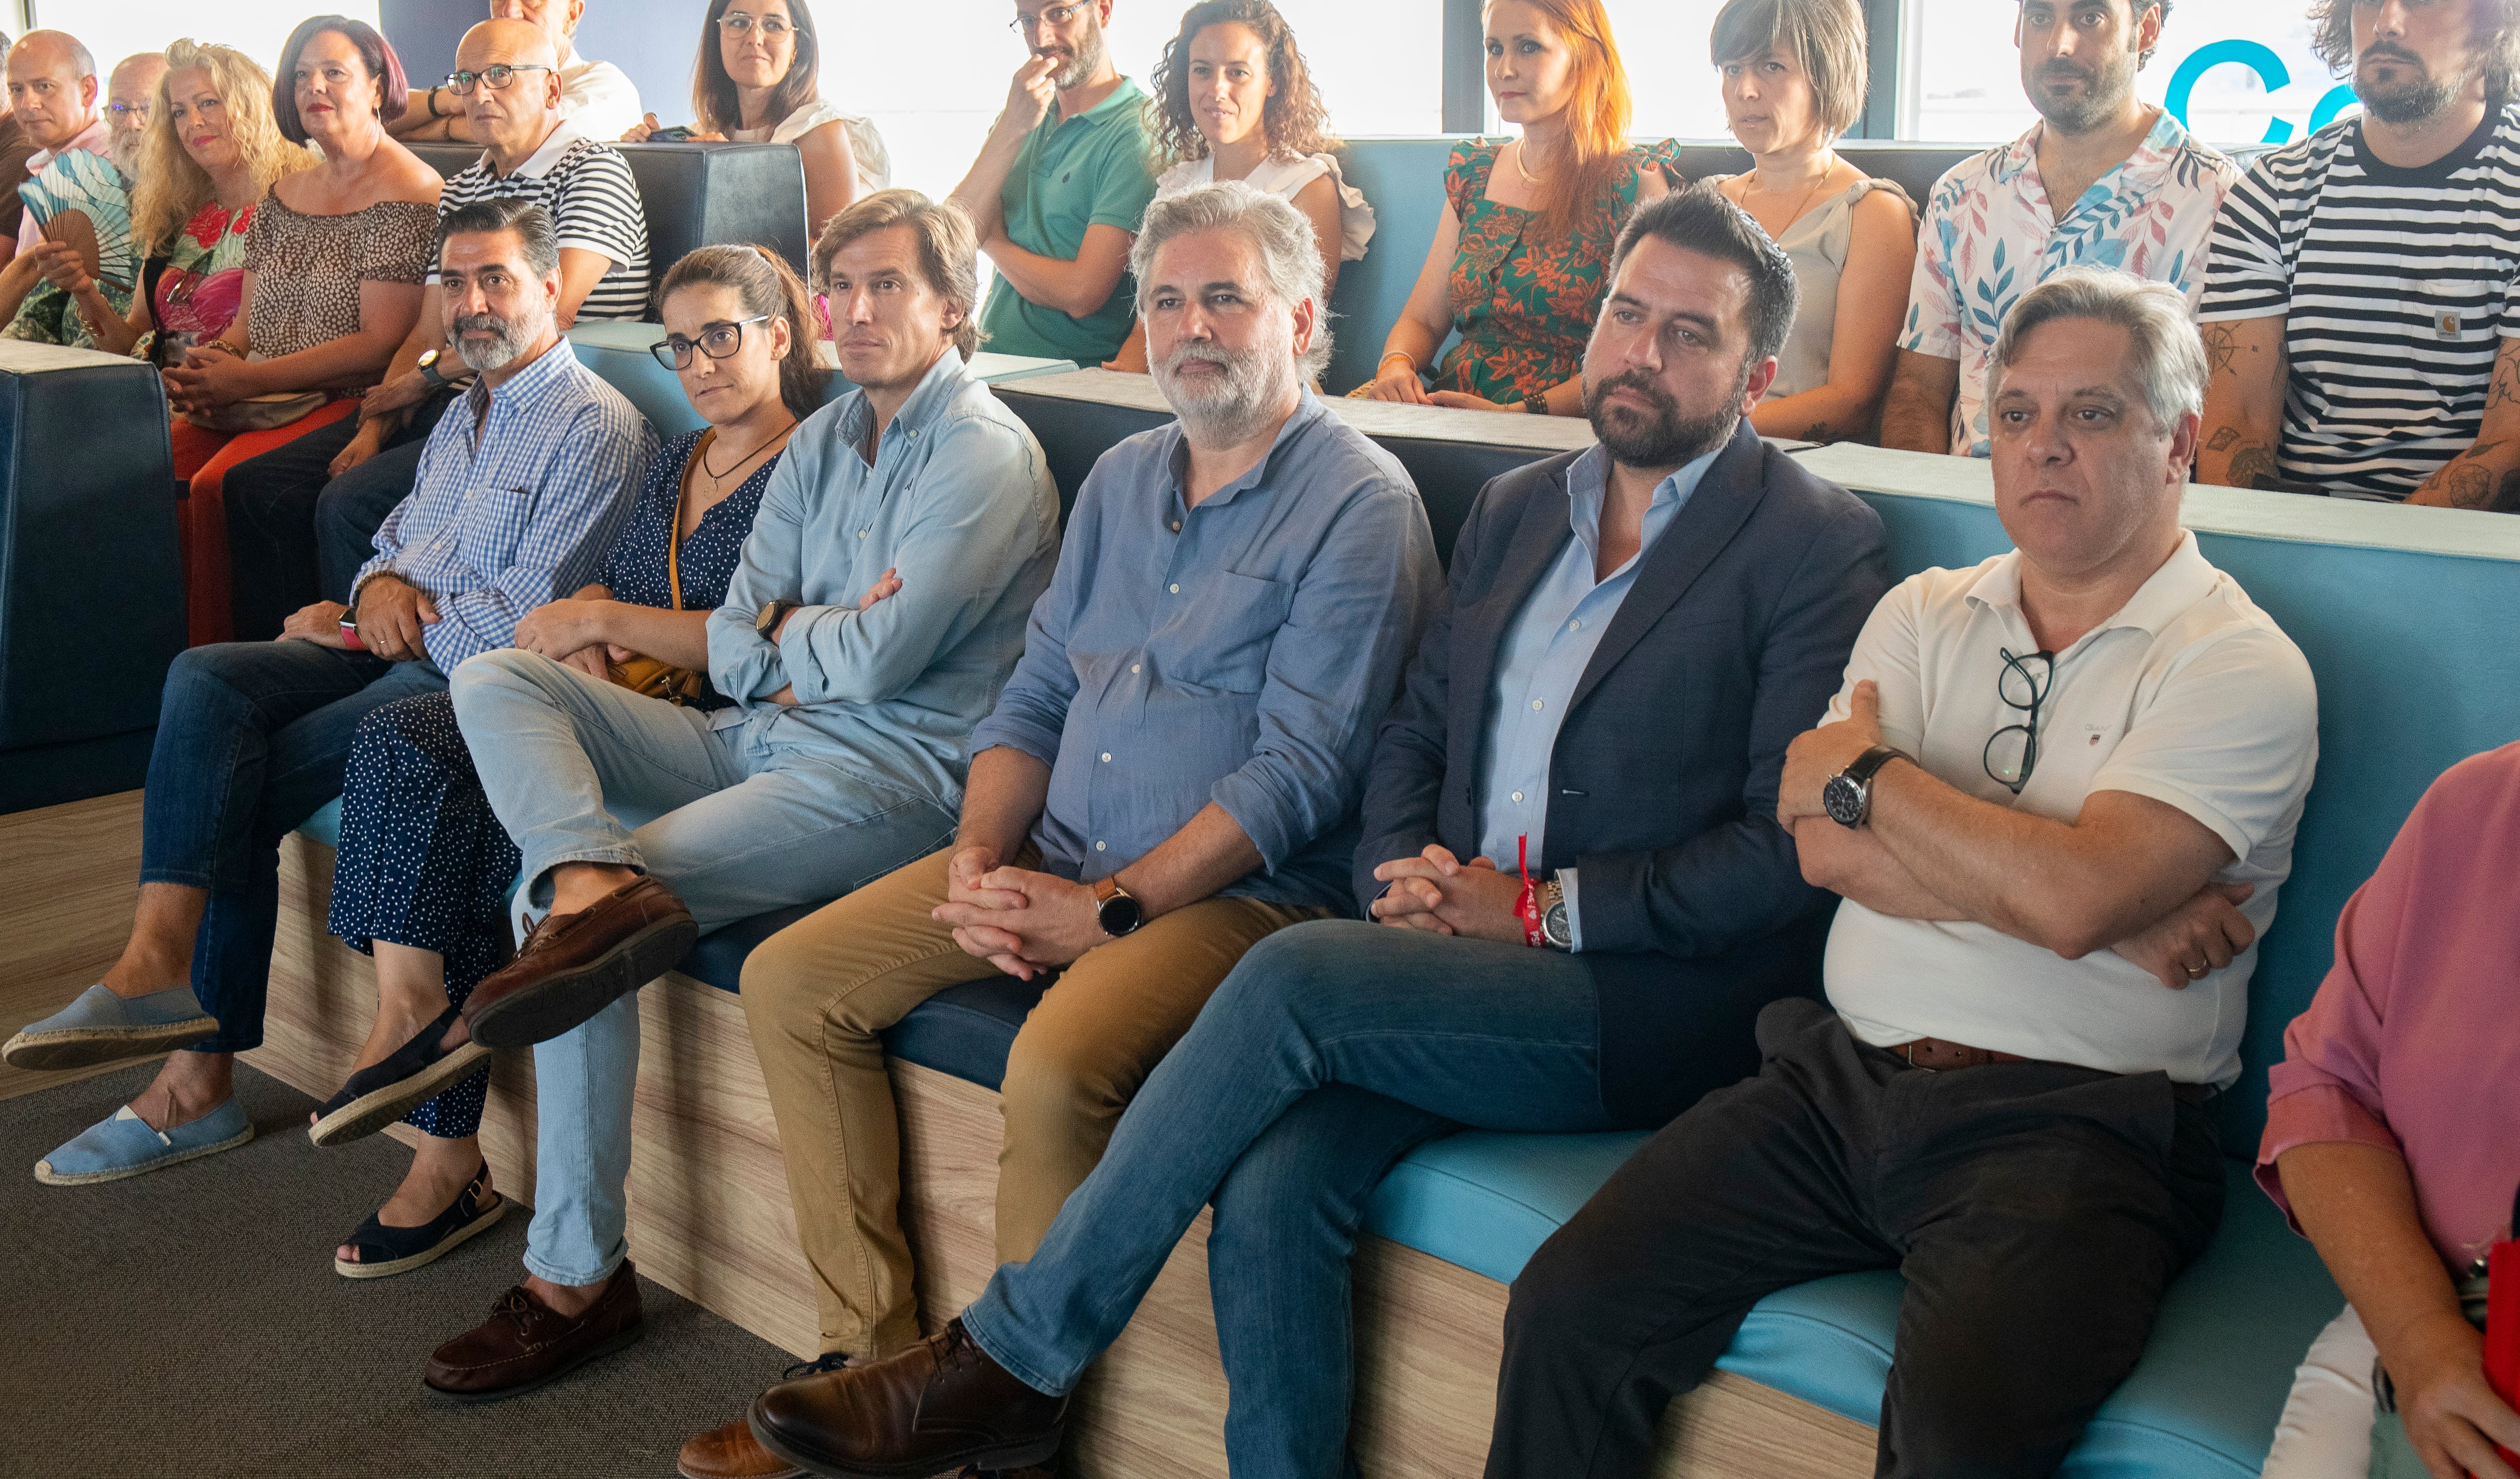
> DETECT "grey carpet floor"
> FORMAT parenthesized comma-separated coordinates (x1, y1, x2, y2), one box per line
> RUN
(0, 1061, 798, 1479)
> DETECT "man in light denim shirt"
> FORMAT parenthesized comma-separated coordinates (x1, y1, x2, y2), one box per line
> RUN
(418, 192, 1059, 1404)
(710, 185, 1438, 1470)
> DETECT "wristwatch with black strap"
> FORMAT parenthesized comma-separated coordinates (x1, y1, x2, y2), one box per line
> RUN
(1823, 744, 1912, 829)
(1093, 875, 1144, 938)
(416, 347, 450, 388)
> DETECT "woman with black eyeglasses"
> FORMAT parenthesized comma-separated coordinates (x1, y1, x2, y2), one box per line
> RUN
(304, 244, 827, 1283)
(624, 0, 888, 235)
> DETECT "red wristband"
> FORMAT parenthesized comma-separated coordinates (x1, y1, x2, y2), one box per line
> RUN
(338, 617, 365, 651)
(1514, 833, 1544, 948)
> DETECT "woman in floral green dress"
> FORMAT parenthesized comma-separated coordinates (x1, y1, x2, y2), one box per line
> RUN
(1363, 0, 1678, 415)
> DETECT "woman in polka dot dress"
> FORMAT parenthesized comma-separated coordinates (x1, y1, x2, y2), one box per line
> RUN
(309, 245, 830, 1278)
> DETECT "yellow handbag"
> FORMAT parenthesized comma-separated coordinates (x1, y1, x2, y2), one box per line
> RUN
(606, 436, 713, 706)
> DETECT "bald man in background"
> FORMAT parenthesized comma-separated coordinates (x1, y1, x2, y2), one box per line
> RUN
(0, 51, 166, 338)
(391, 0, 640, 144)
(0, 30, 29, 255)
(4, 31, 105, 260)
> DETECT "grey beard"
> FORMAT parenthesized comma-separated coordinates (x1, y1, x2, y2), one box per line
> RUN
(450, 309, 548, 373)
(1157, 338, 1296, 447)
(1052, 23, 1107, 89)
(109, 135, 144, 182)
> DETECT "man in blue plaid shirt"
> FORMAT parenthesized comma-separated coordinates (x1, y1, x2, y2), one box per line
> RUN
(10, 198, 652, 1189)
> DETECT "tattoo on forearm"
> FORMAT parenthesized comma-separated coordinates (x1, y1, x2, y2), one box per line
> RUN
(1801, 421, 1832, 444)
(2205, 426, 2241, 452)
(2446, 463, 2496, 507)
(2491, 353, 2520, 410)
(2229, 443, 2284, 490)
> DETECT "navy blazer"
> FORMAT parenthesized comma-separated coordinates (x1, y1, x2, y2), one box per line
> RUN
(1354, 421, 1890, 1125)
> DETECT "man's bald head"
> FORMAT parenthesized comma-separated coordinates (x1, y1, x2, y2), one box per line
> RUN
(7, 31, 100, 151)
(458, 18, 563, 166)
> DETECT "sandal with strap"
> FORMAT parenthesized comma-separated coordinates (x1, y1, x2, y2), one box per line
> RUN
(309, 1004, 491, 1148)
(334, 1161, 507, 1280)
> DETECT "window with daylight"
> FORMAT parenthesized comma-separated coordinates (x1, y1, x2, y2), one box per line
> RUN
(1904, 0, 2361, 148)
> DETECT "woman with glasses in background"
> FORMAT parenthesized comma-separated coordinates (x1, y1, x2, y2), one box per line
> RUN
(625, 0, 887, 236)
(33, 39, 316, 365)
(306, 243, 826, 1282)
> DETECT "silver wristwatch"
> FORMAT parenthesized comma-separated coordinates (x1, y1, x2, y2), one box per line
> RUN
(1538, 876, 1572, 950)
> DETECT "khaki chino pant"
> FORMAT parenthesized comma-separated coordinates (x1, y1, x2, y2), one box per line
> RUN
(742, 844, 1326, 1357)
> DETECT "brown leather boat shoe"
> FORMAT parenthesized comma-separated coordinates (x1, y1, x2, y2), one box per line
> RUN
(678, 1418, 802, 1479)
(746, 1319, 1065, 1477)
(422, 1260, 645, 1402)
(461, 876, 698, 1049)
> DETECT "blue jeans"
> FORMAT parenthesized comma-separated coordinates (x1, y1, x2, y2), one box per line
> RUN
(959, 919, 1618, 1479)
(138, 640, 447, 1053)
(451, 649, 960, 1285)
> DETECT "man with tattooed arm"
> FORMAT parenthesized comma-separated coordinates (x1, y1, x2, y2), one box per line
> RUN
(2197, 0, 2520, 507)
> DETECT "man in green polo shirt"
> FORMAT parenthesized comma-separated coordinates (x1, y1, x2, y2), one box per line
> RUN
(950, 0, 1156, 365)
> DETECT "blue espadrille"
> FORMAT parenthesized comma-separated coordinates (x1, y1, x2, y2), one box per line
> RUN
(3, 983, 217, 1071)
(33, 1097, 253, 1185)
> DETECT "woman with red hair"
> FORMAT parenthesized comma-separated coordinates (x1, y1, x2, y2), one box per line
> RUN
(1363, 0, 1676, 414)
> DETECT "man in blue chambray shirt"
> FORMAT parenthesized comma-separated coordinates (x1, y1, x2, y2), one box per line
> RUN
(708, 184, 1438, 1474)
(423, 191, 1062, 1408)
(12, 198, 649, 1188)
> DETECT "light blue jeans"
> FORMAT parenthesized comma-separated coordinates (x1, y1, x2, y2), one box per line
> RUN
(452, 649, 960, 1285)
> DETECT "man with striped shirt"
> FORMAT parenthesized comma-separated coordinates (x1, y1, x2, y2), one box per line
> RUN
(2197, 0, 2520, 506)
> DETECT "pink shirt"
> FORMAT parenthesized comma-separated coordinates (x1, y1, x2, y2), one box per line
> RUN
(2255, 742, 2520, 1271)
(15, 114, 107, 255)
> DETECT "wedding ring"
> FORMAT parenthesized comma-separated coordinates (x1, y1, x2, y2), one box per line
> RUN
(2184, 962, 2209, 979)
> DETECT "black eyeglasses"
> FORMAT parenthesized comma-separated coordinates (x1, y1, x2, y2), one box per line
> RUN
(1983, 647, 2054, 795)
(107, 101, 152, 122)
(650, 315, 771, 368)
(446, 64, 555, 95)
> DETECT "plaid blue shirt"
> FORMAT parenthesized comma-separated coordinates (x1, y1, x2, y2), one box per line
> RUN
(351, 339, 654, 671)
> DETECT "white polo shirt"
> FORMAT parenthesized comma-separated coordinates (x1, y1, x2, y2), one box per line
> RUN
(1819, 532, 2318, 1086)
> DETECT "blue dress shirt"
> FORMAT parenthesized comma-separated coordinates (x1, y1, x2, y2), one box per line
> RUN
(970, 391, 1442, 912)
(1478, 442, 1720, 943)
(351, 339, 654, 671)
(706, 348, 1062, 809)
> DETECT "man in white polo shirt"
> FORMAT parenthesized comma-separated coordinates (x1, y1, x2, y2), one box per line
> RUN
(1483, 268, 2318, 1479)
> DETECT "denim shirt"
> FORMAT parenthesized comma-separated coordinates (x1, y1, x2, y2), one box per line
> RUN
(970, 391, 1443, 911)
(705, 348, 1062, 808)
(352, 338, 654, 672)
(1477, 442, 1716, 946)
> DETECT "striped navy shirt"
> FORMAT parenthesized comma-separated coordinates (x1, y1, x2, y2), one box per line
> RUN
(2200, 100, 2520, 500)
(432, 120, 651, 321)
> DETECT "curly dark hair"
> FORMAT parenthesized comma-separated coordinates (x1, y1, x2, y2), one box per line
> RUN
(1148, 0, 1336, 168)
(2308, 0, 2520, 95)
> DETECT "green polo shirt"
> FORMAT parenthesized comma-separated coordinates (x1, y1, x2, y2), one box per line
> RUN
(978, 77, 1158, 364)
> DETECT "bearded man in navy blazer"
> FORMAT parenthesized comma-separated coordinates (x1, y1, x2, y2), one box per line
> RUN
(733, 184, 1891, 1479)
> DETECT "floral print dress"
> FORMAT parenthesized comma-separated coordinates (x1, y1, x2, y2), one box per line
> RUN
(1436, 138, 1685, 405)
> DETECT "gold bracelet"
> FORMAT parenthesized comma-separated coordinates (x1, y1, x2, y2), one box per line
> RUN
(1376, 350, 1417, 376)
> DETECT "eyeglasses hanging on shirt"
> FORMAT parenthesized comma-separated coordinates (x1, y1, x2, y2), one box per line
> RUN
(1983, 647, 2054, 795)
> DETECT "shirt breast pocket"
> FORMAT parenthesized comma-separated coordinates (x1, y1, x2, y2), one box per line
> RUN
(1148, 569, 1294, 695)
(455, 485, 533, 576)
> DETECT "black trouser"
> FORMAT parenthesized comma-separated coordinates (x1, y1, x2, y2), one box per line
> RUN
(222, 388, 453, 638)
(1488, 996, 2224, 1479)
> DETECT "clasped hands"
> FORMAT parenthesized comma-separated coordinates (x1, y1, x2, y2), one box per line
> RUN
(931, 845, 1106, 981)
(1369, 844, 1532, 943)
(1777, 680, 2258, 992)
(162, 342, 260, 413)
(277, 573, 437, 660)
(512, 594, 622, 680)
